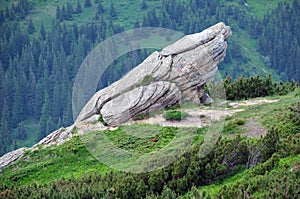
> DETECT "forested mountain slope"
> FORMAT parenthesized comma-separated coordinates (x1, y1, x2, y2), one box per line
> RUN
(0, 0, 299, 158)
(0, 1, 300, 197)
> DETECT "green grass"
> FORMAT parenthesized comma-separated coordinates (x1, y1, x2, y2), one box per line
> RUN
(0, 136, 111, 186)
(163, 110, 189, 121)
(246, 0, 293, 19)
(224, 91, 300, 132)
(0, 124, 204, 186)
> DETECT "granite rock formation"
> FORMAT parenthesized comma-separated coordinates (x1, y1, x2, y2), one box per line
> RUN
(0, 22, 231, 168)
(76, 22, 231, 126)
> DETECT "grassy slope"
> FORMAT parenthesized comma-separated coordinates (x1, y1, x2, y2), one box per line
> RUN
(1, 90, 299, 188)
(185, 90, 300, 197)
(1, 0, 298, 193)
(223, 92, 300, 134)
(0, 124, 204, 186)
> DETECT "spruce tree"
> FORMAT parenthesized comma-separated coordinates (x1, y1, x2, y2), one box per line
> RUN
(96, 1, 104, 14)
(39, 22, 46, 40)
(39, 92, 51, 139)
(16, 122, 27, 140)
(76, 0, 82, 13)
(84, 0, 92, 8)
(109, 1, 117, 19)
(27, 18, 35, 34)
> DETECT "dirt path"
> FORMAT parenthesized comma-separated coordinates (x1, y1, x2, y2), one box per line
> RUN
(130, 98, 276, 137)
(229, 99, 279, 108)
(132, 108, 244, 128)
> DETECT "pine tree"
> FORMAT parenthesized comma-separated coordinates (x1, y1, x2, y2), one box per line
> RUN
(96, 0, 104, 14)
(66, 1, 74, 20)
(39, 91, 51, 139)
(12, 82, 24, 127)
(27, 18, 35, 34)
(46, 116, 54, 135)
(39, 22, 46, 40)
(56, 5, 63, 21)
(16, 122, 27, 140)
(109, 1, 117, 19)
(140, 0, 147, 10)
(1, 100, 12, 154)
(84, 0, 92, 8)
(76, 0, 82, 13)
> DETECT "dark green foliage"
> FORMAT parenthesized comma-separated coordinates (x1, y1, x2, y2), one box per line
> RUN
(0, 131, 251, 198)
(27, 18, 35, 34)
(109, 1, 117, 19)
(140, 0, 148, 10)
(0, 0, 134, 155)
(98, 114, 107, 126)
(222, 118, 245, 134)
(16, 122, 27, 140)
(84, 0, 92, 8)
(251, 153, 280, 176)
(96, 1, 104, 14)
(163, 111, 189, 121)
(223, 74, 298, 100)
(217, 153, 300, 198)
(76, 0, 82, 13)
(0, 0, 299, 168)
(256, 0, 300, 82)
(270, 102, 300, 137)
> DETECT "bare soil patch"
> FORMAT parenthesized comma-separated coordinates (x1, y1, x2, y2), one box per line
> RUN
(133, 108, 243, 128)
(229, 99, 279, 108)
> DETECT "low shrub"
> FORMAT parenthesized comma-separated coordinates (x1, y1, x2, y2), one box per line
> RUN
(98, 114, 107, 126)
(163, 111, 189, 121)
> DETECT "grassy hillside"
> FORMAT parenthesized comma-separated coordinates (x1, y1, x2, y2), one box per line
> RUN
(0, 1, 299, 198)
(1, 89, 299, 198)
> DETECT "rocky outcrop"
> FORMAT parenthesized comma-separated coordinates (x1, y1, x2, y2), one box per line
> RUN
(76, 22, 231, 126)
(0, 148, 26, 168)
(0, 127, 74, 169)
(0, 22, 231, 169)
(33, 127, 74, 147)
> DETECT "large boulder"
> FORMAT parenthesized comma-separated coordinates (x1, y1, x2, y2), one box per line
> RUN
(0, 22, 231, 169)
(76, 22, 231, 126)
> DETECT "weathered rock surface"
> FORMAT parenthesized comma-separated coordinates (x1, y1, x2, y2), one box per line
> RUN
(76, 22, 231, 126)
(0, 147, 26, 168)
(33, 127, 74, 147)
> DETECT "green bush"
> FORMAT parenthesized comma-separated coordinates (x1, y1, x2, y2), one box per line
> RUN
(163, 111, 189, 121)
(98, 114, 107, 126)
(234, 118, 246, 126)
(295, 88, 300, 97)
(222, 118, 245, 134)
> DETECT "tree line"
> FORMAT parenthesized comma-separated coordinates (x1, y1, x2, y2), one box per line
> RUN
(255, 0, 300, 82)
